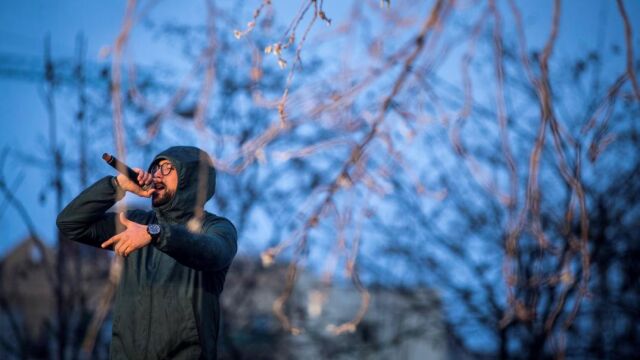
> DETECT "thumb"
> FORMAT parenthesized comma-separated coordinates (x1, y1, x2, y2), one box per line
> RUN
(119, 212, 130, 227)
(142, 187, 156, 198)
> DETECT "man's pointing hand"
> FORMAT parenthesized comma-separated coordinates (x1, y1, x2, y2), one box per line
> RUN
(101, 212, 153, 257)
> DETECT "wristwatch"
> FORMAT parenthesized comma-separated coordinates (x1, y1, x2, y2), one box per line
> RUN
(147, 224, 161, 242)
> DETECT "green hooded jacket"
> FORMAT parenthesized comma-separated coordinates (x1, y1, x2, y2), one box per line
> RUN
(56, 146, 237, 359)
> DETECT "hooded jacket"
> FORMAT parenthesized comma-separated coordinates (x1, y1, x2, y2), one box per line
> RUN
(56, 146, 237, 359)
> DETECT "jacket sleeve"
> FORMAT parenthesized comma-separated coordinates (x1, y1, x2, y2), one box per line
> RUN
(153, 217, 238, 272)
(56, 176, 124, 249)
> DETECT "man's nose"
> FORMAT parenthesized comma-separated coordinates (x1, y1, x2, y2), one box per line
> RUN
(151, 170, 163, 182)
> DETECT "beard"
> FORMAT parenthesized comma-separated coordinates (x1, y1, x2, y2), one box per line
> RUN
(152, 187, 174, 207)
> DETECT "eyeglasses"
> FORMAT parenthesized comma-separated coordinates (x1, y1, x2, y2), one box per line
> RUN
(151, 162, 175, 176)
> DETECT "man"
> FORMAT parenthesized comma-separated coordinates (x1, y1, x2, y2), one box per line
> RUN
(56, 146, 237, 359)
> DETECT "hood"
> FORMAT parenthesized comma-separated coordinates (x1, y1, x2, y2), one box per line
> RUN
(149, 146, 216, 223)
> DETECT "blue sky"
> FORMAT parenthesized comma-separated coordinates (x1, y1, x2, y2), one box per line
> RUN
(0, 0, 638, 255)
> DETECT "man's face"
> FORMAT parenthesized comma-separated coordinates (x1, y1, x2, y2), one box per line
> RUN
(151, 159, 178, 207)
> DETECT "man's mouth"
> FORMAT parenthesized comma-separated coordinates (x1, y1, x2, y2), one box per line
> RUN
(154, 184, 166, 191)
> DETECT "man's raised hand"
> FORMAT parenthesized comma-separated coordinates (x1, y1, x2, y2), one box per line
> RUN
(115, 168, 155, 198)
(101, 212, 153, 257)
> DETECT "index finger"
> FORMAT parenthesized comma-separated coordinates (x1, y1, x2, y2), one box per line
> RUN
(133, 167, 144, 183)
(101, 234, 122, 249)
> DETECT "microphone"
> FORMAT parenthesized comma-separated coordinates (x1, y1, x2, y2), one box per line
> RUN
(102, 153, 151, 190)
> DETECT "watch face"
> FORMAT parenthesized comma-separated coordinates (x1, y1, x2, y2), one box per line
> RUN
(148, 224, 161, 235)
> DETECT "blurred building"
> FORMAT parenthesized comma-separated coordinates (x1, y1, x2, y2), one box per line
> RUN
(0, 237, 111, 359)
(221, 258, 451, 360)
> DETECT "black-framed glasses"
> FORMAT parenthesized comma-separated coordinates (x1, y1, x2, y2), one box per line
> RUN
(151, 162, 175, 176)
